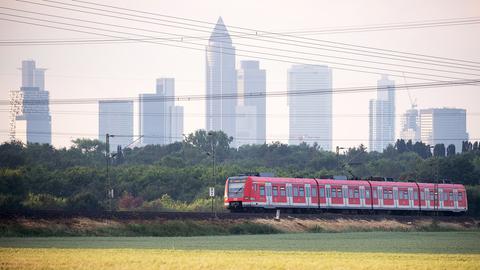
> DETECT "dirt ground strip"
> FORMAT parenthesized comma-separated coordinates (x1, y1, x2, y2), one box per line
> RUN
(1, 216, 479, 233)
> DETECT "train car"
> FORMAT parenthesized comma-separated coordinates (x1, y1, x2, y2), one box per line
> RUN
(224, 175, 468, 213)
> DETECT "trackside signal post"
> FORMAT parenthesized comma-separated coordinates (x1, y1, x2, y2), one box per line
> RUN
(207, 131, 216, 217)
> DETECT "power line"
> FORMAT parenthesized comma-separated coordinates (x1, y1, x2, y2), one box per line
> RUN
(2, 79, 479, 106)
(0, 16, 462, 83)
(2, 109, 479, 118)
(1, 130, 475, 143)
(15, 0, 480, 70)
(2, 7, 480, 78)
(69, 0, 480, 67)
(0, 9, 477, 81)
(3, 16, 480, 42)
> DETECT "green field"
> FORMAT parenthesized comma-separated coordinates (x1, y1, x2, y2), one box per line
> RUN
(1, 231, 479, 253)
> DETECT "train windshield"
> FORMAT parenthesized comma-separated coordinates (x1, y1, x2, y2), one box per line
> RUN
(228, 178, 246, 198)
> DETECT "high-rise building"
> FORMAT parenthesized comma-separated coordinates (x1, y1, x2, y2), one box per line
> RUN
(139, 78, 183, 145)
(419, 108, 468, 152)
(98, 100, 133, 151)
(235, 60, 266, 147)
(9, 60, 51, 144)
(205, 17, 237, 137)
(400, 108, 420, 142)
(369, 75, 395, 152)
(287, 65, 332, 150)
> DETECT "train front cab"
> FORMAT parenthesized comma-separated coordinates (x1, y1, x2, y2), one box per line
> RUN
(224, 176, 249, 210)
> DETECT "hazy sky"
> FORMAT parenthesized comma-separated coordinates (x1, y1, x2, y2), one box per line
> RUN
(0, 0, 479, 150)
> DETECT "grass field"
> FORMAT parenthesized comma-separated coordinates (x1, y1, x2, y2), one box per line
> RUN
(1, 232, 479, 253)
(1, 232, 479, 269)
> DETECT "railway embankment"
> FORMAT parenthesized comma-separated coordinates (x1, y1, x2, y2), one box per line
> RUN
(1, 215, 478, 237)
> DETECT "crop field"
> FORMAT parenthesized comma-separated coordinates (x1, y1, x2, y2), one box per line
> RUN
(1, 232, 479, 270)
(1, 249, 479, 270)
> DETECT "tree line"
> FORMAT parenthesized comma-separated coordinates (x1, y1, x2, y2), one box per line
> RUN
(0, 130, 479, 213)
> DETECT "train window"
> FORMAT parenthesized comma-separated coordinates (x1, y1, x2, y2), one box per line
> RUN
(332, 188, 337, 198)
(360, 189, 364, 199)
(449, 192, 453, 201)
(294, 187, 299, 197)
(349, 189, 353, 198)
(260, 186, 265, 196)
(399, 191, 403, 199)
(299, 187, 305, 197)
(280, 187, 286, 196)
(430, 193, 434, 200)
(354, 189, 359, 198)
(458, 192, 463, 201)
(273, 186, 278, 197)
(414, 192, 418, 200)
(389, 190, 393, 199)
(443, 192, 448, 201)
(311, 187, 317, 197)
(373, 190, 377, 199)
(337, 188, 343, 198)
(405, 191, 409, 199)
(421, 192, 425, 200)
(320, 188, 325, 198)
(366, 190, 370, 199)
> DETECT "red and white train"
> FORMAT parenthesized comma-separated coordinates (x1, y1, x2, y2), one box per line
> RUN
(224, 175, 468, 213)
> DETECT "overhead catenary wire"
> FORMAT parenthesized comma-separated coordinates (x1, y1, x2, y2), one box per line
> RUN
(2, 79, 480, 106)
(14, 0, 480, 71)
(1, 130, 476, 143)
(2, 109, 479, 118)
(2, 6, 480, 78)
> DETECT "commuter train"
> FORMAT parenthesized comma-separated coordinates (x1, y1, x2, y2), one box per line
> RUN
(224, 175, 468, 213)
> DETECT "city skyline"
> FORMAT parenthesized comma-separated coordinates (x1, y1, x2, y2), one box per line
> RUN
(1, 0, 479, 149)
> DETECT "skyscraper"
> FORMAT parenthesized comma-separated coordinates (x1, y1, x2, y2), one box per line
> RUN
(9, 60, 51, 144)
(235, 60, 266, 147)
(419, 108, 468, 152)
(139, 78, 183, 145)
(205, 17, 237, 137)
(400, 108, 420, 142)
(287, 65, 332, 150)
(98, 100, 133, 151)
(369, 75, 395, 152)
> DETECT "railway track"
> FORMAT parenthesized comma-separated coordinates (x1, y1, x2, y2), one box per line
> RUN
(0, 209, 476, 222)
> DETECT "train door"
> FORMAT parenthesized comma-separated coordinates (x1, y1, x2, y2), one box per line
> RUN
(286, 183, 293, 207)
(359, 186, 366, 208)
(325, 184, 331, 208)
(453, 188, 458, 210)
(425, 188, 430, 209)
(393, 187, 399, 209)
(438, 188, 444, 210)
(378, 186, 384, 208)
(342, 185, 348, 207)
(408, 188, 414, 209)
(305, 184, 311, 207)
(265, 182, 272, 207)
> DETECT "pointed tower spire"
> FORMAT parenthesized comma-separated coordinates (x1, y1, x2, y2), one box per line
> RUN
(209, 16, 231, 42)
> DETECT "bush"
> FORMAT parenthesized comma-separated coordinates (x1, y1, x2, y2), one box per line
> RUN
(466, 185, 480, 216)
(21, 193, 67, 210)
(66, 192, 104, 213)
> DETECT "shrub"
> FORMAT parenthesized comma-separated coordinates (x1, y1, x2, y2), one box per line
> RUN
(66, 192, 104, 213)
(21, 193, 67, 210)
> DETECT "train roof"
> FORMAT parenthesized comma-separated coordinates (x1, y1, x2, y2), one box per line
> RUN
(228, 176, 465, 189)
